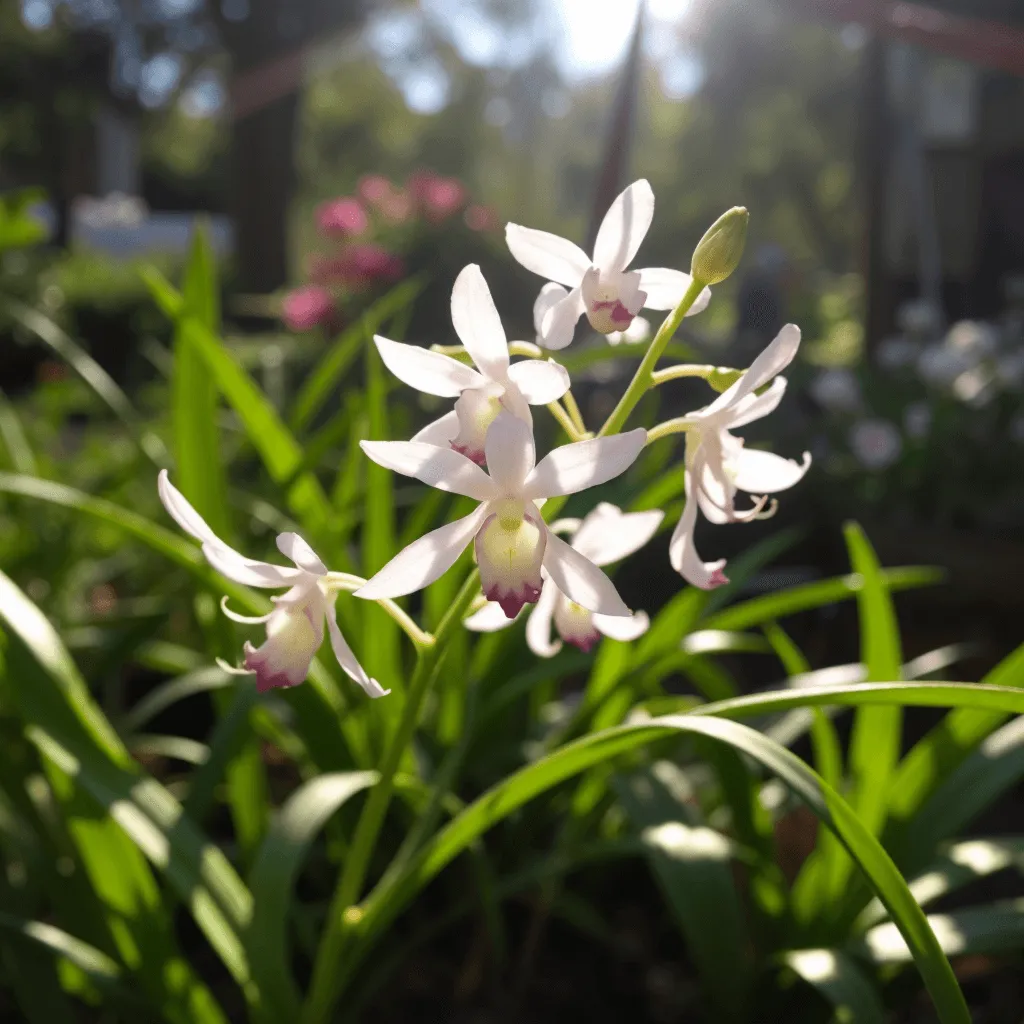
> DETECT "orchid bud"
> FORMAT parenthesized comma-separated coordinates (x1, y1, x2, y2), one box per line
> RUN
(691, 207, 749, 286)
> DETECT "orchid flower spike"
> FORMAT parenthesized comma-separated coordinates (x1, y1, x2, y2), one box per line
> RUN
(374, 264, 570, 466)
(157, 471, 387, 698)
(507, 179, 712, 350)
(357, 412, 647, 618)
(465, 503, 663, 655)
(669, 324, 811, 590)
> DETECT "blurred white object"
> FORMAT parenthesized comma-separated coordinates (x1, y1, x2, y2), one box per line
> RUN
(875, 335, 921, 370)
(897, 298, 942, 339)
(945, 320, 998, 361)
(607, 315, 651, 346)
(917, 343, 974, 387)
(809, 368, 862, 413)
(903, 401, 932, 439)
(849, 419, 902, 470)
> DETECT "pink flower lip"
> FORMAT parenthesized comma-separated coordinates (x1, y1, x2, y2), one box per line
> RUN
(707, 568, 730, 589)
(564, 630, 600, 654)
(450, 440, 486, 466)
(242, 642, 306, 693)
(484, 581, 543, 620)
(592, 298, 634, 328)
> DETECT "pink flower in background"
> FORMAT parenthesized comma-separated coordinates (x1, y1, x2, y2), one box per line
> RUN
(465, 204, 499, 232)
(282, 286, 334, 331)
(316, 197, 369, 237)
(409, 171, 467, 223)
(358, 174, 413, 223)
(333, 244, 405, 287)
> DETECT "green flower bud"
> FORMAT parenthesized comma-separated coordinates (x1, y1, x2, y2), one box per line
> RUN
(691, 207, 749, 286)
(707, 367, 744, 393)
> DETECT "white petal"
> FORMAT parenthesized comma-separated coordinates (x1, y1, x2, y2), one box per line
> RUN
(326, 598, 390, 698)
(538, 287, 585, 350)
(668, 480, 729, 590)
(242, 601, 323, 692)
(374, 335, 484, 397)
(571, 503, 664, 567)
(505, 224, 590, 287)
(412, 410, 459, 445)
(533, 282, 569, 336)
(276, 533, 327, 575)
(464, 601, 517, 633)
(505, 359, 571, 405)
(485, 411, 536, 493)
(450, 264, 509, 380)
(525, 581, 562, 657)
(541, 526, 630, 616)
(693, 445, 734, 525)
(524, 428, 646, 499)
(360, 440, 497, 501)
(725, 377, 787, 428)
(592, 179, 655, 273)
(636, 268, 712, 315)
(731, 448, 811, 494)
(593, 609, 650, 642)
(703, 324, 801, 418)
(158, 471, 298, 588)
(355, 506, 488, 600)
(617, 270, 647, 316)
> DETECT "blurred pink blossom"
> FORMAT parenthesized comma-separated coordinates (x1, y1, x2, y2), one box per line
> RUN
(358, 174, 413, 223)
(409, 171, 467, 222)
(465, 203, 499, 232)
(326, 244, 405, 287)
(316, 197, 369, 237)
(282, 286, 334, 331)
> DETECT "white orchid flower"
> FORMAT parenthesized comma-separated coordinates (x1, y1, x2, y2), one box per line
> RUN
(357, 412, 647, 618)
(157, 471, 387, 698)
(373, 264, 570, 466)
(669, 325, 811, 590)
(465, 503, 663, 656)
(506, 179, 712, 350)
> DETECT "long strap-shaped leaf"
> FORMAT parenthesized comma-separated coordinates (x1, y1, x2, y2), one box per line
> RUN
(342, 714, 971, 1024)
(247, 771, 378, 1023)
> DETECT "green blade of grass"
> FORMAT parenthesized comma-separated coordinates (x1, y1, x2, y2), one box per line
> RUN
(782, 948, 885, 1023)
(349, 715, 970, 1024)
(247, 771, 378, 1022)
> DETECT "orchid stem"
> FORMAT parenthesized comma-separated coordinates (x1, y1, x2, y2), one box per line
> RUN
(562, 388, 587, 434)
(597, 276, 708, 438)
(431, 340, 544, 361)
(547, 399, 587, 442)
(645, 417, 695, 445)
(324, 573, 435, 649)
(304, 569, 482, 1024)
(650, 364, 719, 386)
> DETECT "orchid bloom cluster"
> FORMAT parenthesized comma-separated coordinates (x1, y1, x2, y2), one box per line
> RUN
(161, 179, 812, 696)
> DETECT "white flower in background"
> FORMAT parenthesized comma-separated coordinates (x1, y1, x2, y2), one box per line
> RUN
(875, 335, 921, 371)
(157, 471, 386, 697)
(607, 315, 652, 346)
(374, 264, 570, 466)
(506, 179, 711, 350)
(896, 298, 942, 339)
(357, 412, 646, 618)
(465, 503, 663, 655)
(903, 401, 932, 440)
(669, 325, 811, 590)
(849, 419, 902, 470)
(809, 368, 862, 414)
(946, 320, 998, 361)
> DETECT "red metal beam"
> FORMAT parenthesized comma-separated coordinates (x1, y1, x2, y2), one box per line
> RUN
(785, 0, 1024, 76)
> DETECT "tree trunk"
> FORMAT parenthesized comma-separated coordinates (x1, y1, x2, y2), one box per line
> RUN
(229, 90, 300, 295)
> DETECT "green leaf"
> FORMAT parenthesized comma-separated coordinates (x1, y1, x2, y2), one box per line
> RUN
(888, 640, 1024, 833)
(618, 765, 752, 1018)
(860, 898, 1024, 962)
(782, 948, 886, 1024)
(0, 570, 252, 1015)
(172, 223, 229, 537)
(859, 837, 1024, 930)
(844, 523, 903, 841)
(0, 387, 37, 475)
(247, 772, 378, 1021)
(702, 566, 941, 632)
(2, 297, 168, 465)
(355, 715, 970, 1024)
(290, 277, 424, 432)
(0, 187, 48, 250)
(143, 269, 335, 544)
